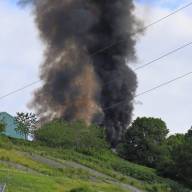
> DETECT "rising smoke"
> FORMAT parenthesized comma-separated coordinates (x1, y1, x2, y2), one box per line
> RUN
(21, 0, 142, 147)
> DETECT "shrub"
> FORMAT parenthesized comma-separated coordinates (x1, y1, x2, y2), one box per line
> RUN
(35, 120, 108, 152)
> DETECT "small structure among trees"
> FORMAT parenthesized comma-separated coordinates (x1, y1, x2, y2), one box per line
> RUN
(0, 112, 24, 139)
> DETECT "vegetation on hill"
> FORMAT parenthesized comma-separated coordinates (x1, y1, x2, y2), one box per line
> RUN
(35, 120, 108, 153)
(0, 115, 191, 192)
(0, 119, 191, 192)
(117, 117, 169, 168)
(118, 117, 192, 188)
(158, 129, 192, 187)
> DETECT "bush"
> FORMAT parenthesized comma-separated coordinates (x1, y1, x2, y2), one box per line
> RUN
(35, 120, 108, 152)
(0, 135, 13, 149)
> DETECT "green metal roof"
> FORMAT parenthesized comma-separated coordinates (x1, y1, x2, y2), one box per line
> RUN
(0, 112, 25, 139)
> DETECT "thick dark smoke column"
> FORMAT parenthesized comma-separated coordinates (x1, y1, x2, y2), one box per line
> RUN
(22, 0, 141, 147)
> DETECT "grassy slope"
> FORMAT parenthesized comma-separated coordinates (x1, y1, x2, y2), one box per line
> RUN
(0, 135, 191, 192)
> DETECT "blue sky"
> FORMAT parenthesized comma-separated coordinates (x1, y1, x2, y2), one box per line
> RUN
(136, 0, 188, 9)
(0, 0, 192, 134)
(7, 0, 18, 6)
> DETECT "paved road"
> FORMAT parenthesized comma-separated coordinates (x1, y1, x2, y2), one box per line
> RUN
(26, 153, 143, 192)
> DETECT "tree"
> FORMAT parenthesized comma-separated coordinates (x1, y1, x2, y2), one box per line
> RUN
(166, 134, 185, 147)
(117, 117, 169, 168)
(186, 127, 192, 138)
(0, 120, 5, 134)
(15, 112, 38, 140)
(157, 134, 185, 178)
(171, 138, 192, 186)
(157, 130, 192, 187)
(35, 120, 108, 153)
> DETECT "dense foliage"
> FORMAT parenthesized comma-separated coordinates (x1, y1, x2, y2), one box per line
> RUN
(116, 117, 192, 188)
(35, 120, 108, 153)
(0, 134, 190, 192)
(3, 114, 191, 190)
(15, 112, 38, 140)
(117, 117, 169, 168)
(159, 130, 192, 187)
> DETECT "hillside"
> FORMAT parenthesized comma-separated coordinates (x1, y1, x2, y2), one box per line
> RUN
(0, 135, 191, 192)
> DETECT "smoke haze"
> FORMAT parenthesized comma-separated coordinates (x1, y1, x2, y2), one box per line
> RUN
(21, 0, 142, 146)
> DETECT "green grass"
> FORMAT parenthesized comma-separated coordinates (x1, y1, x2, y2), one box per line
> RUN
(0, 168, 130, 192)
(0, 135, 191, 192)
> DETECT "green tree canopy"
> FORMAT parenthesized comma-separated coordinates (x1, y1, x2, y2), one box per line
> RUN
(171, 138, 192, 186)
(117, 117, 169, 168)
(15, 112, 38, 140)
(186, 127, 192, 138)
(166, 134, 185, 150)
(157, 134, 185, 178)
(35, 120, 108, 153)
(157, 129, 192, 187)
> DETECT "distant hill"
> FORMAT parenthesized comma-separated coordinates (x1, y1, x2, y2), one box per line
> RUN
(0, 112, 24, 139)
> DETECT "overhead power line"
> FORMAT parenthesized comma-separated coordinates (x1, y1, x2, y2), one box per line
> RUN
(103, 40, 192, 86)
(139, 1, 192, 31)
(0, 1, 192, 101)
(103, 71, 192, 110)
(134, 41, 192, 71)
(91, 1, 192, 56)
(1, 39, 192, 101)
(136, 71, 192, 97)
(0, 81, 41, 100)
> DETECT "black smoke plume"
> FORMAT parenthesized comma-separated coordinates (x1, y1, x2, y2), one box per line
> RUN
(21, 0, 141, 147)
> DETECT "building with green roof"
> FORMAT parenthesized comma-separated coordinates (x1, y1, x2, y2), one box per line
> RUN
(0, 112, 25, 139)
